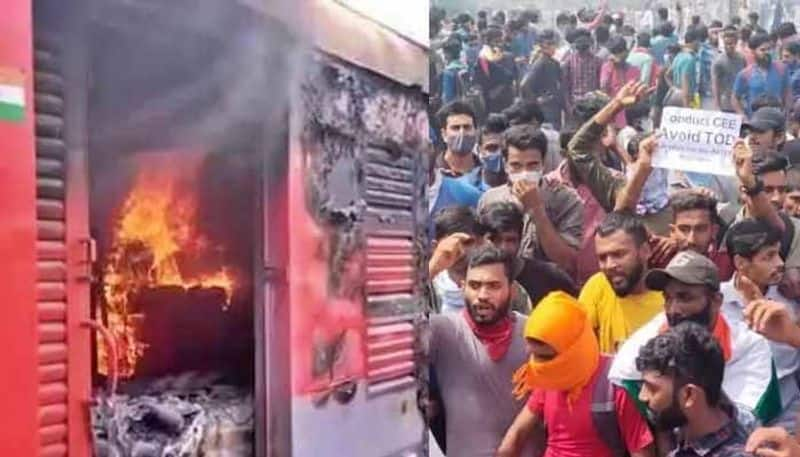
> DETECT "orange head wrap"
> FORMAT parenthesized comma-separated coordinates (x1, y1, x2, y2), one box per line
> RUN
(512, 292, 600, 407)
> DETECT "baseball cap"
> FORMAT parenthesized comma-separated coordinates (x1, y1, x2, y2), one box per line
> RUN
(743, 107, 786, 132)
(645, 250, 720, 291)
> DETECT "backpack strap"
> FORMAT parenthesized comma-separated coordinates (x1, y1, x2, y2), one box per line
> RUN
(591, 355, 629, 457)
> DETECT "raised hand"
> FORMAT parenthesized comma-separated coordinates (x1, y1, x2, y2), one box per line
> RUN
(429, 233, 474, 278)
(613, 81, 654, 108)
(636, 133, 660, 168)
(734, 273, 764, 305)
(746, 427, 800, 457)
(512, 179, 543, 213)
(744, 299, 800, 347)
(733, 139, 756, 188)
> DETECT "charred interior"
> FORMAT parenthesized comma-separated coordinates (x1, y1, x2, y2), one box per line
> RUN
(32, 0, 295, 454)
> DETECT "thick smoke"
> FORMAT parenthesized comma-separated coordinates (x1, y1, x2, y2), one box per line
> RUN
(87, 0, 309, 155)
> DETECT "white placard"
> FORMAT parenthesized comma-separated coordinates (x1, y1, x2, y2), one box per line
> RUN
(652, 107, 743, 176)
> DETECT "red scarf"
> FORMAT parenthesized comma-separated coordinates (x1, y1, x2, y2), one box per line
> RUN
(462, 309, 514, 361)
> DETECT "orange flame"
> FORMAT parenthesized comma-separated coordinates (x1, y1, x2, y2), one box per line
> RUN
(99, 159, 235, 377)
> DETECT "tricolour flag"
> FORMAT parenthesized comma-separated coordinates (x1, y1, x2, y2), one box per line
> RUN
(609, 313, 782, 425)
(0, 68, 25, 122)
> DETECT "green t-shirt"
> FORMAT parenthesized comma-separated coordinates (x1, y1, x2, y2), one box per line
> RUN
(671, 50, 698, 97)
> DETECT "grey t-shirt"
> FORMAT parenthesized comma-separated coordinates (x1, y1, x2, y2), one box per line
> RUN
(428, 312, 534, 457)
(477, 181, 583, 261)
(711, 52, 746, 112)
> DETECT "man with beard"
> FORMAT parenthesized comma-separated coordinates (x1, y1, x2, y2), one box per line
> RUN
(429, 206, 531, 315)
(426, 246, 536, 457)
(668, 191, 733, 280)
(636, 322, 750, 456)
(733, 33, 792, 116)
(579, 212, 664, 354)
(609, 250, 780, 427)
(741, 107, 788, 160)
(721, 219, 800, 430)
(496, 292, 655, 457)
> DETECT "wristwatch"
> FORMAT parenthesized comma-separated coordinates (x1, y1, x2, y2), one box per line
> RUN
(743, 177, 764, 196)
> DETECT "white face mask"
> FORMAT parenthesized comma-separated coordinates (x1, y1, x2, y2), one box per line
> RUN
(509, 170, 542, 185)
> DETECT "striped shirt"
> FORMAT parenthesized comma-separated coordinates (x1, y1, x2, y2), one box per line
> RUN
(562, 51, 603, 101)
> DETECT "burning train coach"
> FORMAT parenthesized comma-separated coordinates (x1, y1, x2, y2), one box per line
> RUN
(0, 0, 430, 456)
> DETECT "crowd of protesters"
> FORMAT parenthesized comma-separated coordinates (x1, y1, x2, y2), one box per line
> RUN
(426, 3, 800, 456)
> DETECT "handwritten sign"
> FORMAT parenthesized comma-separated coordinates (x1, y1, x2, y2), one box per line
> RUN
(653, 107, 742, 176)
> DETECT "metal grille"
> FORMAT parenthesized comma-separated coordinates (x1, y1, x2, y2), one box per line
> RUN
(34, 42, 69, 457)
(362, 147, 417, 394)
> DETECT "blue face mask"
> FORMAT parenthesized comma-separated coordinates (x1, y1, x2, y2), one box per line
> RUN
(482, 151, 504, 173)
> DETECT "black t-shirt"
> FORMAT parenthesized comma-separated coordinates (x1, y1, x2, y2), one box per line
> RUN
(515, 257, 579, 307)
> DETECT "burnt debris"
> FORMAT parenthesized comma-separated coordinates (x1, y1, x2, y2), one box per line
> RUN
(92, 373, 253, 457)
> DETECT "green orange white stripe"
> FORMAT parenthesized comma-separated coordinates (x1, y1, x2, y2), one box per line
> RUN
(609, 313, 782, 425)
(0, 68, 25, 122)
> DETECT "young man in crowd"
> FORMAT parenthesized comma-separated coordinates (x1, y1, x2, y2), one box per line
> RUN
(721, 219, 800, 430)
(565, 81, 674, 235)
(733, 33, 792, 116)
(502, 99, 561, 173)
(479, 202, 578, 306)
(664, 28, 701, 108)
(669, 191, 733, 280)
(476, 113, 509, 189)
(783, 41, 800, 102)
(496, 291, 655, 457)
(429, 206, 531, 315)
(743, 106, 788, 159)
(609, 250, 781, 427)
(580, 212, 665, 354)
(617, 111, 670, 218)
(637, 323, 751, 456)
(520, 29, 564, 130)
(474, 26, 517, 115)
(428, 102, 483, 219)
(440, 38, 468, 106)
(546, 93, 620, 284)
(561, 28, 603, 127)
(627, 31, 659, 87)
(594, 24, 612, 61)
(696, 25, 719, 110)
(777, 22, 799, 50)
(426, 246, 536, 457)
(434, 100, 480, 179)
(651, 21, 678, 65)
(600, 36, 642, 128)
(478, 124, 583, 275)
(712, 27, 747, 113)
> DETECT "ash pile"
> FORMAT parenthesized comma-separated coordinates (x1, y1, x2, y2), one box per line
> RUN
(92, 372, 253, 457)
